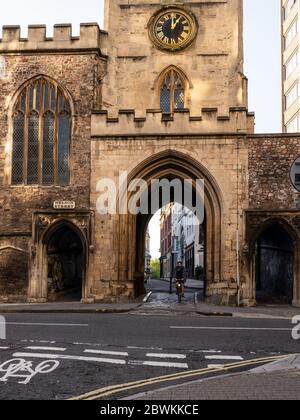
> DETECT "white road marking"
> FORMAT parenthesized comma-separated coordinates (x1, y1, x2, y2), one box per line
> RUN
(1, 322, 88, 327)
(13, 352, 126, 365)
(25, 347, 66, 352)
(146, 353, 186, 360)
(128, 360, 188, 369)
(196, 350, 222, 354)
(143, 292, 152, 303)
(84, 349, 129, 357)
(207, 364, 226, 369)
(170, 326, 292, 332)
(127, 346, 163, 351)
(205, 355, 244, 361)
(73, 342, 102, 347)
(0, 347, 9, 350)
(21, 340, 57, 344)
(0, 358, 60, 385)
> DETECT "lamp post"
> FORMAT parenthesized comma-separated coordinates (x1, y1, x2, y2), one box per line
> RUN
(170, 235, 178, 294)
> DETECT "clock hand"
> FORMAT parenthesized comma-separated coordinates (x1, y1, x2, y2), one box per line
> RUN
(172, 17, 182, 30)
(171, 14, 175, 30)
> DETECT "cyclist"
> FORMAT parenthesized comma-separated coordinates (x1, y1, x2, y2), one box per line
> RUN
(175, 261, 186, 300)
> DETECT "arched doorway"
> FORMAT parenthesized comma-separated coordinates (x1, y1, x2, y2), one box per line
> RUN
(119, 150, 223, 301)
(255, 223, 294, 304)
(46, 224, 85, 301)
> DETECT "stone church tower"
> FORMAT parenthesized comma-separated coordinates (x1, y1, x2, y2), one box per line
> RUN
(90, 0, 254, 305)
(102, 0, 248, 119)
(0, 1, 300, 307)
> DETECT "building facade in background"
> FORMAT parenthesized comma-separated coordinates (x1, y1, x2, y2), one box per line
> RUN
(1, 0, 300, 307)
(160, 205, 172, 279)
(144, 229, 151, 282)
(160, 204, 204, 280)
(282, 0, 300, 132)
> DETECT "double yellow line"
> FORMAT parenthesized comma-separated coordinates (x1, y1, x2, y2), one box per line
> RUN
(69, 355, 287, 400)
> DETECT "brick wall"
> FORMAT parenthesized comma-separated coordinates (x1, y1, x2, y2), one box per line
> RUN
(248, 135, 300, 209)
(0, 246, 28, 301)
(0, 53, 102, 232)
(0, 52, 105, 301)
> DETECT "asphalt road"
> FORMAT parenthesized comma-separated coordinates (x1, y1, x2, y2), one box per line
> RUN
(0, 311, 299, 400)
(145, 277, 202, 306)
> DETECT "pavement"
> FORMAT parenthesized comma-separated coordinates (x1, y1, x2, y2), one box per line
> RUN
(130, 355, 300, 400)
(0, 301, 143, 314)
(0, 278, 299, 320)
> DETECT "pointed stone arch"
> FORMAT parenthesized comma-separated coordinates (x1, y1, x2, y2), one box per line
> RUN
(248, 216, 300, 307)
(29, 217, 90, 303)
(117, 149, 224, 300)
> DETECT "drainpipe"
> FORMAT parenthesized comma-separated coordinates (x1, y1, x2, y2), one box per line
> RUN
(236, 138, 241, 307)
(236, 229, 240, 307)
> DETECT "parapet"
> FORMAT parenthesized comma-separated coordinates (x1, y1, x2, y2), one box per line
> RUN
(91, 108, 255, 137)
(0, 23, 107, 54)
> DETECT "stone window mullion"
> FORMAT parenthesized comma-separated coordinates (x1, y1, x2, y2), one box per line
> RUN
(53, 85, 59, 186)
(170, 69, 175, 113)
(23, 86, 30, 185)
(38, 79, 45, 185)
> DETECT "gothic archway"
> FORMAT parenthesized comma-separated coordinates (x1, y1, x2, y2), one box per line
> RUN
(256, 224, 293, 303)
(31, 219, 88, 302)
(117, 150, 224, 300)
(250, 218, 300, 306)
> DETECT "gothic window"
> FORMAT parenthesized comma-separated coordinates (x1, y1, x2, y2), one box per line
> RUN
(160, 69, 185, 113)
(11, 77, 71, 186)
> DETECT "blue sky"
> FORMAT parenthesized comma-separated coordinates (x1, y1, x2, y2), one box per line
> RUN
(0, 0, 281, 133)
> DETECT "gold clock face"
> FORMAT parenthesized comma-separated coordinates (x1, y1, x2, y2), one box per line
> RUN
(149, 8, 197, 52)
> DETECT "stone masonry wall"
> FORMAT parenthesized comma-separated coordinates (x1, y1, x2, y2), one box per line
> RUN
(0, 52, 105, 300)
(103, 0, 246, 117)
(90, 135, 249, 303)
(0, 54, 102, 230)
(248, 135, 300, 210)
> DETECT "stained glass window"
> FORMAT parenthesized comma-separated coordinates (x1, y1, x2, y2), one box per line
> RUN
(11, 77, 71, 186)
(160, 69, 185, 113)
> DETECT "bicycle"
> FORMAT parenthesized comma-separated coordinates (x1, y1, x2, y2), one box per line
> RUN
(175, 279, 185, 303)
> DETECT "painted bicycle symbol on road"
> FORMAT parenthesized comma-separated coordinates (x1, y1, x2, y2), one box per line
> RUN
(0, 358, 60, 385)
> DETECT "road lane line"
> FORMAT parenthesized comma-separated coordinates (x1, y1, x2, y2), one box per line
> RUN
(205, 355, 244, 361)
(127, 346, 163, 350)
(170, 326, 292, 331)
(1, 322, 88, 327)
(26, 346, 67, 352)
(207, 364, 226, 369)
(0, 347, 9, 350)
(13, 352, 126, 365)
(71, 355, 288, 400)
(146, 353, 186, 360)
(143, 292, 152, 303)
(128, 360, 188, 369)
(84, 349, 129, 357)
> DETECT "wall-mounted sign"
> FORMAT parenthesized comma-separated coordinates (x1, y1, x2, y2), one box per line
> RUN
(290, 157, 300, 193)
(53, 201, 76, 210)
